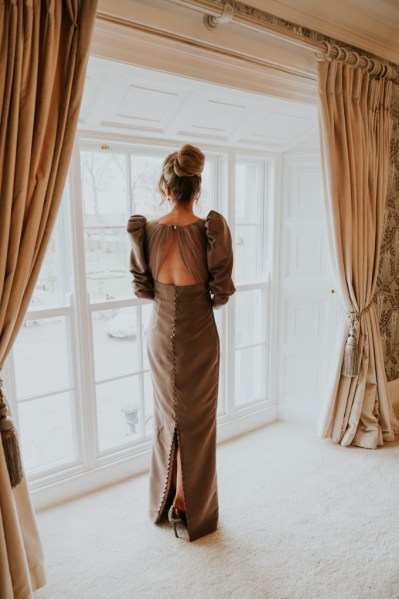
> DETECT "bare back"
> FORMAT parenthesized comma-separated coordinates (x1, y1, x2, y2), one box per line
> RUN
(157, 233, 199, 285)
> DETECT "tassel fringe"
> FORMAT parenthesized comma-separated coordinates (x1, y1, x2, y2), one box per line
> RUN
(1, 428, 24, 487)
(0, 379, 24, 488)
(342, 300, 375, 378)
(342, 327, 359, 378)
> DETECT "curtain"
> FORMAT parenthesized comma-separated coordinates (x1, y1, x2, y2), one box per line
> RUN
(316, 58, 399, 448)
(375, 84, 399, 383)
(0, 1, 98, 597)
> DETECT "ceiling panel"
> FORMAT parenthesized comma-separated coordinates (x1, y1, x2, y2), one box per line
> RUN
(79, 56, 319, 152)
(117, 85, 179, 122)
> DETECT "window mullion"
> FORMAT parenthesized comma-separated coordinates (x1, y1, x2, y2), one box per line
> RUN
(68, 137, 98, 468)
(260, 160, 267, 279)
(58, 189, 82, 463)
(226, 151, 236, 420)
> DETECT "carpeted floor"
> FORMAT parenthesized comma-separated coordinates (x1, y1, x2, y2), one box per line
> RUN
(34, 422, 399, 599)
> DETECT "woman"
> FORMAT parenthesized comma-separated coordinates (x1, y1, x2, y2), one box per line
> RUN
(127, 144, 235, 542)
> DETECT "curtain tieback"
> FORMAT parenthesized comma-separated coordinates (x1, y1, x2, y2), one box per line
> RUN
(0, 378, 23, 487)
(342, 298, 375, 378)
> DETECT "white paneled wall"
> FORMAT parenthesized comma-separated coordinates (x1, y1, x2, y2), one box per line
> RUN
(277, 153, 337, 426)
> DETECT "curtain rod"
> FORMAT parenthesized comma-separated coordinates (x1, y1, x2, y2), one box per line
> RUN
(167, 0, 399, 84)
(95, 12, 318, 83)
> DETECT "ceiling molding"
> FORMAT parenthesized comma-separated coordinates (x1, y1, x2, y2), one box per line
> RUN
(240, 0, 399, 65)
(93, 1, 318, 103)
(166, 0, 399, 80)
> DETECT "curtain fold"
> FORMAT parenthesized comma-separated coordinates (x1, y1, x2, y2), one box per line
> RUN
(0, 1, 98, 597)
(316, 59, 399, 448)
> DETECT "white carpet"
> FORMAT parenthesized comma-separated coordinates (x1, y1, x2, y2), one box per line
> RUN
(34, 422, 399, 599)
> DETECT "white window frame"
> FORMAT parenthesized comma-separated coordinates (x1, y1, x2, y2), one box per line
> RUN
(3, 136, 279, 509)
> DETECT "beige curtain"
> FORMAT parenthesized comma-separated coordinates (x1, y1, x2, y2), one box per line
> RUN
(0, 1, 97, 597)
(316, 58, 399, 448)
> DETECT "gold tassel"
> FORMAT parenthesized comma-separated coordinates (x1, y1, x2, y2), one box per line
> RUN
(342, 326, 359, 378)
(0, 379, 24, 488)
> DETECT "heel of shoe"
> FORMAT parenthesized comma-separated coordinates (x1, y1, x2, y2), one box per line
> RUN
(168, 504, 185, 539)
(172, 521, 178, 538)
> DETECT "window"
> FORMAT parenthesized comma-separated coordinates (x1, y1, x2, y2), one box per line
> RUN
(10, 205, 78, 476)
(234, 158, 270, 408)
(4, 141, 274, 499)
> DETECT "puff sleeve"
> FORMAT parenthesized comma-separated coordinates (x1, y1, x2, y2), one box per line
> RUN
(126, 215, 154, 300)
(205, 210, 236, 308)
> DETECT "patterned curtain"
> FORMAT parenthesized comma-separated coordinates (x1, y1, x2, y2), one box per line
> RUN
(375, 84, 399, 382)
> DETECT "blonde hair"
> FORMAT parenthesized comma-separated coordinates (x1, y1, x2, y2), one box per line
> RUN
(158, 144, 205, 204)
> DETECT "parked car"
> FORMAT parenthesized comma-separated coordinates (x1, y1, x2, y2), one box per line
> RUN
(104, 313, 138, 338)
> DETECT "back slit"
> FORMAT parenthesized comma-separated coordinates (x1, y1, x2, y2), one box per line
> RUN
(157, 425, 178, 521)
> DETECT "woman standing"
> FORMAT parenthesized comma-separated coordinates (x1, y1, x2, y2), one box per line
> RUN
(127, 144, 235, 541)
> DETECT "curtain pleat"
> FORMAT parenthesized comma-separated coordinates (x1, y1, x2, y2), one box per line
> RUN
(317, 59, 399, 448)
(0, 1, 98, 597)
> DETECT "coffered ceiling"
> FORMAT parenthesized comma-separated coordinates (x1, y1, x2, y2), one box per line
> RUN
(79, 56, 318, 152)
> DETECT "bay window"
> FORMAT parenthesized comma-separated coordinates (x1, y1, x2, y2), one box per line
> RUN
(3, 139, 275, 504)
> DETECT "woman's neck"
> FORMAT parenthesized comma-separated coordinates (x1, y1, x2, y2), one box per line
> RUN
(168, 203, 195, 216)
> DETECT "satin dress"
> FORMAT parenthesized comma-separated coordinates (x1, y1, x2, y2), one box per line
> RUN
(127, 210, 235, 541)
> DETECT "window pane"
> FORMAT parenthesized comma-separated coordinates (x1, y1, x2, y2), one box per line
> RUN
(235, 226, 261, 283)
(96, 376, 142, 451)
(81, 151, 127, 227)
(81, 150, 129, 302)
(92, 307, 140, 381)
(29, 208, 71, 308)
(195, 160, 212, 217)
(235, 345, 265, 406)
(13, 317, 71, 397)
(236, 163, 261, 221)
(85, 227, 130, 302)
(142, 303, 153, 371)
(235, 162, 263, 283)
(235, 289, 266, 347)
(130, 155, 164, 217)
(19, 392, 76, 472)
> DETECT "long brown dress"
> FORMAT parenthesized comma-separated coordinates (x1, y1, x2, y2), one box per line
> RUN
(127, 210, 235, 541)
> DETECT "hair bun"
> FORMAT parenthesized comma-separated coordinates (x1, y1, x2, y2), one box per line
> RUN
(173, 144, 205, 177)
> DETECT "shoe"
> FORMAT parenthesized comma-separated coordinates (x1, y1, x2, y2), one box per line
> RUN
(168, 504, 186, 538)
